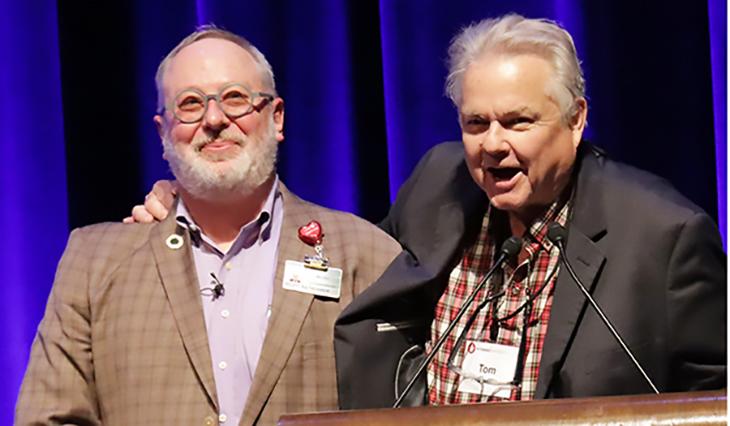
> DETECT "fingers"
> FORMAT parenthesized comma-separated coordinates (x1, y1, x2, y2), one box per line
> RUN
(144, 193, 171, 221)
(131, 205, 156, 224)
(123, 179, 176, 224)
(152, 180, 177, 211)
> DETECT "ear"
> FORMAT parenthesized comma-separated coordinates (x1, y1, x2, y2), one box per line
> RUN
(154, 114, 166, 139)
(154, 114, 168, 159)
(271, 97, 285, 142)
(569, 98, 588, 148)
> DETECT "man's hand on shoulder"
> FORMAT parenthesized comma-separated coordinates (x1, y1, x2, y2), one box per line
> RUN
(122, 180, 177, 223)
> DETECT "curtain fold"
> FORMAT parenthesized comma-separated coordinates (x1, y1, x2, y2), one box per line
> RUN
(0, 0, 67, 422)
(708, 0, 727, 245)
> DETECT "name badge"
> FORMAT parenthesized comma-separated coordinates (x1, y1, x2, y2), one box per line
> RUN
(456, 340, 519, 398)
(283, 260, 342, 299)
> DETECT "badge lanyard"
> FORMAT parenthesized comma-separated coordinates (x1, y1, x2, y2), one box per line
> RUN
(447, 256, 559, 394)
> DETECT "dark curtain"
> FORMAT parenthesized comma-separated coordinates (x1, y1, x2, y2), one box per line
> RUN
(1, 0, 724, 421)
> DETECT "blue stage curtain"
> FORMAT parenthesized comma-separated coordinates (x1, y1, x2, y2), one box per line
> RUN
(0, 0, 68, 422)
(131, 1, 392, 219)
(709, 0, 727, 244)
(377, 0, 725, 239)
(2, 1, 725, 422)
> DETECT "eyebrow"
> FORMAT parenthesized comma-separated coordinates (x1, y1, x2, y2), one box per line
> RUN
(461, 106, 537, 119)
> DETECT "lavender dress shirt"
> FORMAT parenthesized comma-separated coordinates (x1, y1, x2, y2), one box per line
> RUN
(177, 179, 283, 425)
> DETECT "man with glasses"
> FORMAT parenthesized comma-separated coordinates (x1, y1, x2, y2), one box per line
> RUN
(16, 27, 400, 425)
(124, 14, 726, 411)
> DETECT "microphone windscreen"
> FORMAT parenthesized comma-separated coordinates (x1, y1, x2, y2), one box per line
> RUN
(500, 236, 523, 258)
(547, 222, 567, 245)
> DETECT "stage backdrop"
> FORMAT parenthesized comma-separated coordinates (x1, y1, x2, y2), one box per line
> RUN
(0, 0, 725, 422)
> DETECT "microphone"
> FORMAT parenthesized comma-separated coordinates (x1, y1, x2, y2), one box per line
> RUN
(393, 236, 523, 408)
(209, 272, 225, 300)
(198, 272, 226, 300)
(546, 222, 659, 394)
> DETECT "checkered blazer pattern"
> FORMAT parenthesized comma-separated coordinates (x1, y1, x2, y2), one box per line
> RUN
(16, 184, 401, 426)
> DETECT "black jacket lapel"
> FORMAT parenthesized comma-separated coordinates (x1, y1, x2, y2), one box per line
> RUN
(536, 144, 609, 398)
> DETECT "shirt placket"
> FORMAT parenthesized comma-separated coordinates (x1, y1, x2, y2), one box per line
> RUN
(206, 225, 262, 425)
(207, 249, 238, 424)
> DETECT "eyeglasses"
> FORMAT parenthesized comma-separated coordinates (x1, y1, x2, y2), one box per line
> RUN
(168, 83, 275, 124)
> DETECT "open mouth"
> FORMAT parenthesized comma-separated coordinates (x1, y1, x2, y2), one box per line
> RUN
(488, 167, 522, 182)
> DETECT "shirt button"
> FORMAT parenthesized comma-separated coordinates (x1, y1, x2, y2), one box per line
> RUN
(219, 413, 228, 423)
(203, 416, 215, 426)
(218, 361, 227, 370)
(225, 262, 232, 270)
(221, 309, 230, 318)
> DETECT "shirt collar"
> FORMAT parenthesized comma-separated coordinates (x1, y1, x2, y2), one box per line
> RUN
(176, 175, 282, 256)
(485, 188, 573, 259)
(523, 195, 571, 256)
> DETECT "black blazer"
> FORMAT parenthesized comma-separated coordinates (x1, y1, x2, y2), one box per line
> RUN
(335, 142, 726, 409)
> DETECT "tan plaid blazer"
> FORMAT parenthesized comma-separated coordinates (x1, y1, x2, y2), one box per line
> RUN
(16, 184, 401, 426)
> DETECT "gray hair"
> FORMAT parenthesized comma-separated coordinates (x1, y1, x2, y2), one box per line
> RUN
(155, 25, 277, 113)
(445, 14, 585, 120)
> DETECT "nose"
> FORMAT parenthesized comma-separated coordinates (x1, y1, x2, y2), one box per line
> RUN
(201, 98, 231, 131)
(480, 122, 509, 157)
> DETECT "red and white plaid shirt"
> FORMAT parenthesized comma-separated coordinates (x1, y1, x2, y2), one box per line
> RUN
(427, 198, 570, 405)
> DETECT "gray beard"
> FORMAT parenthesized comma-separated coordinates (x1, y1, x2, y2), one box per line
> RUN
(162, 120, 278, 201)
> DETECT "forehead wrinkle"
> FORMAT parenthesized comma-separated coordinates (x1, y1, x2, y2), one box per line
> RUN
(460, 56, 561, 124)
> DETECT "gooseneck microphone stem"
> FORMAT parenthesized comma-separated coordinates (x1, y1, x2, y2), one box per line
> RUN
(548, 224, 659, 395)
(392, 236, 523, 408)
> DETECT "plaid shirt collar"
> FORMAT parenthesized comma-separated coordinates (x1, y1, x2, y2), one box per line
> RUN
(486, 187, 570, 264)
(518, 191, 569, 263)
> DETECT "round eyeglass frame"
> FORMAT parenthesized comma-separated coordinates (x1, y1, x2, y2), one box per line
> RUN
(167, 83, 275, 124)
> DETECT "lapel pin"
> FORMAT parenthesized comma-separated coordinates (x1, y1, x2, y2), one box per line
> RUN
(166, 233, 184, 250)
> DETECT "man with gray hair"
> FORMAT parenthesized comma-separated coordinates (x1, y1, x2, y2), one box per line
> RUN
(335, 14, 725, 408)
(122, 14, 726, 410)
(16, 26, 400, 425)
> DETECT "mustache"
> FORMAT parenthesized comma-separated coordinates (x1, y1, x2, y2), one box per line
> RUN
(191, 131, 247, 151)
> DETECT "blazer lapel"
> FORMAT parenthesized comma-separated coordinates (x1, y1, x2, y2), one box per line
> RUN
(241, 185, 314, 424)
(149, 212, 218, 409)
(535, 229, 605, 397)
(535, 143, 608, 398)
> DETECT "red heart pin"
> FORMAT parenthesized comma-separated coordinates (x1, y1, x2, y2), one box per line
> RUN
(298, 220, 323, 246)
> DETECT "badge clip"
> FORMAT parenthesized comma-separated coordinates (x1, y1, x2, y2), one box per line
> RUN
(298, 220, 329, 271)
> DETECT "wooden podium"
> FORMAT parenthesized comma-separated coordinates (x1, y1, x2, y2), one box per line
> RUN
(279, 390, 726, 425)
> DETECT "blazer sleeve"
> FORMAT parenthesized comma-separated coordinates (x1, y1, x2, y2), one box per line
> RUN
(16, 228, 101, 425)
(379, 143, 473, 244)
(665, 211, 727, 391)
